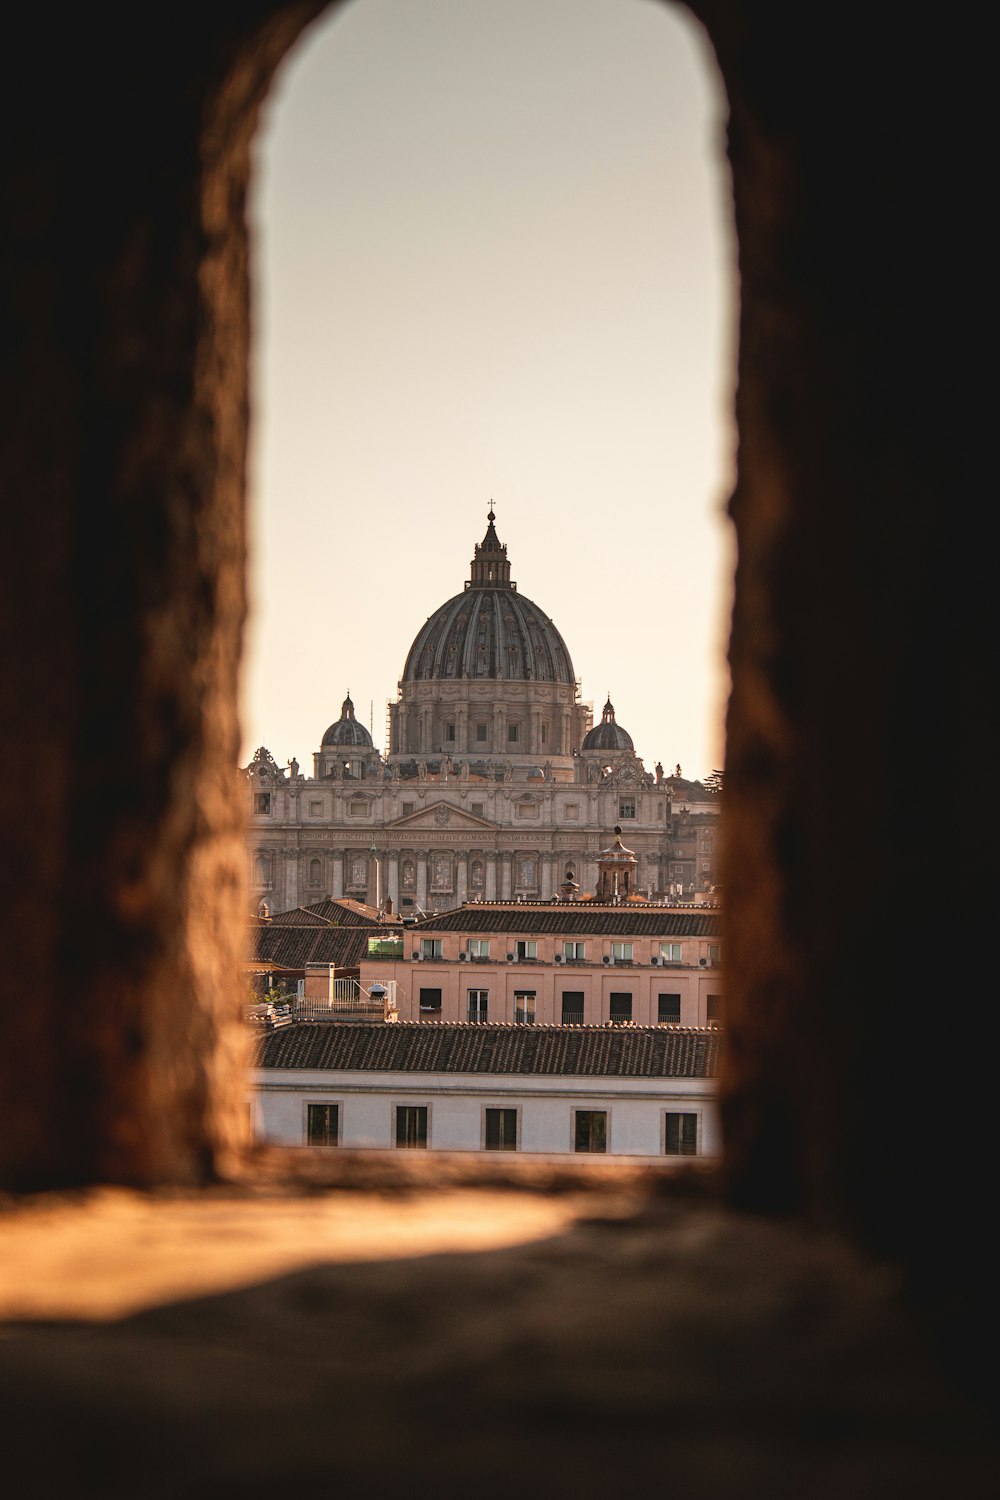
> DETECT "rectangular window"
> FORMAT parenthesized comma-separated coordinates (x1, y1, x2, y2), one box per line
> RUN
(476, 722, 488, 742)
(471, 802, 485, 818)
(660, 942, 683, 963)
(561, 991, 585, 1025)
(563, 941, 586, 960)
(309, 800, 322, 816)
(306, 1103, 339, 1147)
(609, 992, 632, 1022)
(517, 802, 538, 819)
(349, 800, 370, 817)
(658, 993, 681, 1024)
(611, 942, 633, 962)
(420, 939, 442, 959)
(467, 938, 491, 958)
(368, 936, 403, 957)
(508, 723, 519, 742)
(418, 987, 442, 1012)
(540, 723, 548, 745)
(253, 793, 271, 815)
(564, 803, 579, 821)
(709, 944, 721, 965)
(706, 994, 722, 1024)
(445, 723, 456, 741)
(515, 940, 537, 961)
(574, 1110, 607, 1154)
(514, 991, 536, 1024)
(395, 1105, 428, 1149)
(618, 799, 636, 819)
(401, 801, 415, 817)
(484, 1107, 518, 1151)
(664, 1112, 698, 1156)
(467, 988, 489, 1022)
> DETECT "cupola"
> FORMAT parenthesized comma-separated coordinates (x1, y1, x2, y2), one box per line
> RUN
(595, 826, 639, 903)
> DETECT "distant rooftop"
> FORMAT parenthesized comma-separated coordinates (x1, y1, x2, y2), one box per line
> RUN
(409, 904, 721, 938)
(249, 898, 401, 971)
(253, 1021, 720, 1079)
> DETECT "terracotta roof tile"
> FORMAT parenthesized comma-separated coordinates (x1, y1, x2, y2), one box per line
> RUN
(410, 906, 721, 938)
(252, 1022, 720, 1079)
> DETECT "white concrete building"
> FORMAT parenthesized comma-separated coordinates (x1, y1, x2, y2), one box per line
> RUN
(252, 1022, 720, 1160)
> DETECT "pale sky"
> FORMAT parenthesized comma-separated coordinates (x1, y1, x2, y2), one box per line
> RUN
(243, 0, 736, 780)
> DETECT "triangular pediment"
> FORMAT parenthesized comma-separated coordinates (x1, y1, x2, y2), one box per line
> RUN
(387, 800, 494, 831)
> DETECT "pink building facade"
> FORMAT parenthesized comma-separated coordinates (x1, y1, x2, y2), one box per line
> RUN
(360, 899, 722, 1028)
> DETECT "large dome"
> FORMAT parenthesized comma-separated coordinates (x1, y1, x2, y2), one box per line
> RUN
(401, 512, 576, 685)
(581, 696, 635, 753)
(321, 693, 374, 748)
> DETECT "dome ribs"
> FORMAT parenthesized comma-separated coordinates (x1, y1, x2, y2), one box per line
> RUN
(401, 587, 574, 685)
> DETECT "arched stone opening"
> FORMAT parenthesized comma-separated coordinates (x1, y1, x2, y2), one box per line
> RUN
(0, 1, 988, 1349)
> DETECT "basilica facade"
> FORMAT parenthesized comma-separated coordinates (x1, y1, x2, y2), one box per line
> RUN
(242, 514, 720, 913)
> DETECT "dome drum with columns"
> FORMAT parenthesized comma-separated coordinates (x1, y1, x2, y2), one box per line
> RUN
(242, 512, 721, 912)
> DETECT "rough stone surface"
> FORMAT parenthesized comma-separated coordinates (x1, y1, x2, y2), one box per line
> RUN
(0, 1187, 994, 1498)
(0, 3, 326, 1188)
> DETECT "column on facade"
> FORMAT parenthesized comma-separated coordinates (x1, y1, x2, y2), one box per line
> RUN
(499, 854, 512, 900)
(485, 854, 498, 900)
(456, 852, 468, 905)
(456, 705, 468, 754)
(284, 851, 298, 911)
(331, 857, 343, 899)
(494, 703, 506, 754)
(415, 849, 428, 909)
(540, 853, 555, 901)
(386, 850, 399, 911)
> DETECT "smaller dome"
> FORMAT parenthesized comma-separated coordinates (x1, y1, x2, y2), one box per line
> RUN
(581, 696, 634, 753)
(322, 693, 374, 749)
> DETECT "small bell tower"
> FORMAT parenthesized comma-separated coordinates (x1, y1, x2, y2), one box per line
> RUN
(595, 826, 639, 903)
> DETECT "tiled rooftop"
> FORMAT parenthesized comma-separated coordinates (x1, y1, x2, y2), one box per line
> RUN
(248, 926, 374, 970)
(253, 1021, 720, 1079)
(410, 905, 721, 938)
(247, 899, 720, 969)
(254, 898, 399, 929)
(248, 899, 403, 970)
